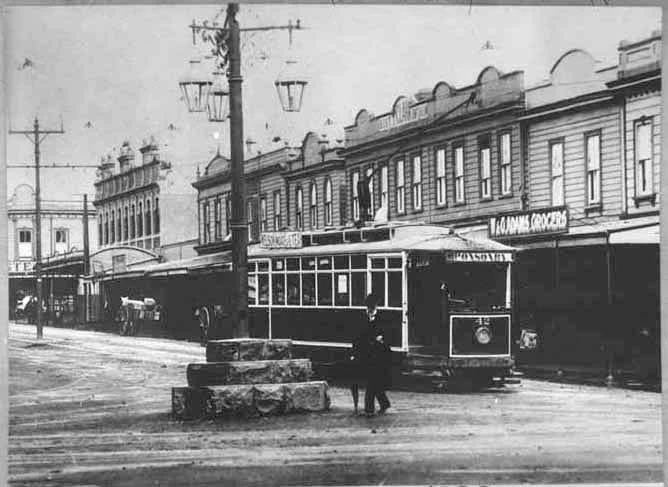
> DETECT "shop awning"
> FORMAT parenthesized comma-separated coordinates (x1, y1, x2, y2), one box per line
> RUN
(609, 223, 659, 244)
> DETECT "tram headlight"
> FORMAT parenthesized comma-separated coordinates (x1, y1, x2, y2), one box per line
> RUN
(474, 326, 492, 345)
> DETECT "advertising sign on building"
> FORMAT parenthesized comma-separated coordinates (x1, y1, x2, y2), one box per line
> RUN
(260, 232, 303, 249)
(489, 207, 569, 240)
(112, 254, 127, 273)
(378, 98, 429, 131)
(445, 252, 514, 263)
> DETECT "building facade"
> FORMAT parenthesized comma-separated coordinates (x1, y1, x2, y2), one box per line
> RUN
(87, 137, 198, 323)
(8, 183, 97, 320)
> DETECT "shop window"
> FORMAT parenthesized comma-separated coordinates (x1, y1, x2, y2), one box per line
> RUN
(436, 148, 446, 206)
(412, 155, 422, 210)
(635, 119, 654, 198)
(317, 273, 333, 305)
(454, 144, 465, 204)
(499, 132, 512, 195)
(585, 132, 601, 206)
(479, 135, 491, 200)
(395, 160, 405, 214)
(18, 229, 32, 258)
(550, 140, 564, 207)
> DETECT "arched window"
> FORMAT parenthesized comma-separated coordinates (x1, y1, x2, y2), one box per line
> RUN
(116, 209, 122, 243)
(123, 206, 129, 241)
(309, 182, 317, 229)
(296, 187, 303, 229)
(130, 204, 136, 239)
(154, 197, 160, 234)
(110, 210, 115, 244)
(137, 202, 143, 237)
(324, 178, 333, 226)
(98, 216, 103, 247)
(105, 211, 109, 244)
(145, 198, 152, 236)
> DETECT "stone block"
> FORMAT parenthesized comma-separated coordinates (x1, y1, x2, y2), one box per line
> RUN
(171, 387, 210, 420)
(285, 381, 331, 412)
(206, 339, 292, 362)
(207, 384, 256, 417)
(171, 381, 330, 420)
(187, 359, 312, 387)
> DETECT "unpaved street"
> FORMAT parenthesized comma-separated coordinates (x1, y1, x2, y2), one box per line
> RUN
(8, 323, 662, 486)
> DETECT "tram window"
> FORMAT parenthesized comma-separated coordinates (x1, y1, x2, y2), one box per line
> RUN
(388, 257, 402, 269)
(287, 274, 300, 305)
(334, 255, 349, 269)
(351, 273, 367, 306)
(248, 262, 257, 273)
(273, 259, 284, 271)
(248, 275, 258, 305)
(287, 258, 300, 271)
(302, 257, 316, 270)
(258, 274, 269, 305)
(371, 272, 386, 306)
(317, 274, 333, 305)
(302, 274, 316, 306)
(351, 254, 366, 269)
(388, 271, 402, 308)
(371, 258, 385, 269)
(272, 274, 285, 305)
(258, 261, 269, 272)
(335, 273, 350, 306)
(317, 257, 332, 270)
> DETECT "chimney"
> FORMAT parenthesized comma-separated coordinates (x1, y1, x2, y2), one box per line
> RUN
(139, 135, 160, 165)
(117, 141, 135, 172)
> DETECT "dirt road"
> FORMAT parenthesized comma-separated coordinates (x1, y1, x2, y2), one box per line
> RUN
(8, 323, 662, 486)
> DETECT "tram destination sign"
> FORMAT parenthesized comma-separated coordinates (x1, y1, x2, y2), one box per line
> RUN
(445, 251, 513, 263)
(260, 232, 303, 249)
(488, 207, 569, 240)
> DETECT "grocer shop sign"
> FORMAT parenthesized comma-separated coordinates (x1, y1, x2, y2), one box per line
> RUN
(260, 232, 302, 249)
(489, 207, 568, 239)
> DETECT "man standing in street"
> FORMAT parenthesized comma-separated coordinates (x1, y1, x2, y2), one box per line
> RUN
(351, 294, 392, 416)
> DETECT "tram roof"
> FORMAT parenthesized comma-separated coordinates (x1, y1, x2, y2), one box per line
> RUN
(249, 223, 515, 258)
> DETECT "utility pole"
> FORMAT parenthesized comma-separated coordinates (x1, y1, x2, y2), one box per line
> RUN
(9, 117, 65, 339)
(82, 194, 90, 323)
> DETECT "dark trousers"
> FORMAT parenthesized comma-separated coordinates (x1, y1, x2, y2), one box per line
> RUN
(364, 380, 390, 413)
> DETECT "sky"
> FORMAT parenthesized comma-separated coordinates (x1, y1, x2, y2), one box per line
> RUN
(4, 4, 661, 202)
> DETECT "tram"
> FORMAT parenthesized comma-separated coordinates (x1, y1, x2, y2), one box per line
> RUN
(245, 222, 518, 387)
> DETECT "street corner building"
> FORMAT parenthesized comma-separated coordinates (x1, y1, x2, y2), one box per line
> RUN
(8, 183, 97, 325)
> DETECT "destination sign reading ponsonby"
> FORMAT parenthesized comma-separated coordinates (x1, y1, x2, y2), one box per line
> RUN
(445, 252, 513, 263)
(489, 207, 568, 240)
(260, 232, 303, 249)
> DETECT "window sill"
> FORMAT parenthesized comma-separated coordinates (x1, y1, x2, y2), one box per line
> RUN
(480, 197, 493, 203)
(633, 193, 657, 207)
(453, 201, 467, 207)
(584, 203, 602, 214)
(498, 192, 514, 200)
(412, 208, 424, 214)
(435, 203, 447, 209)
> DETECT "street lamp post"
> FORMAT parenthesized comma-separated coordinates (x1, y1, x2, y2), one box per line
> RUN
(182, 3, 306, 339)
